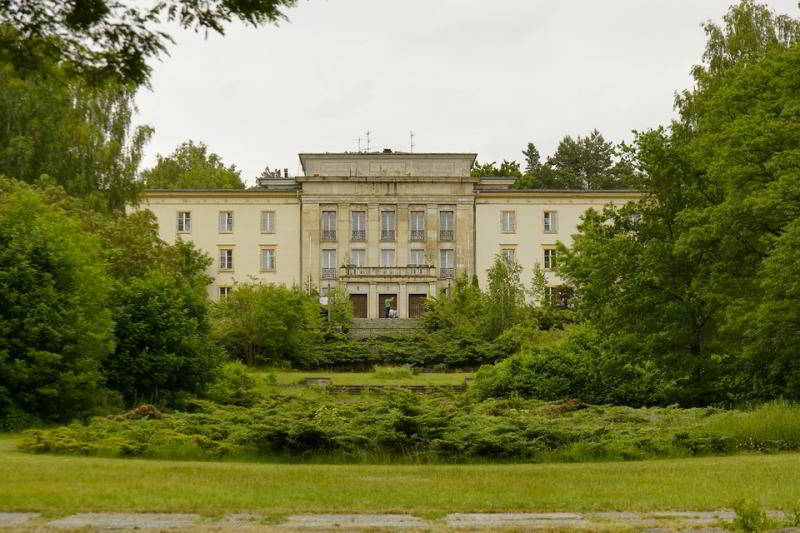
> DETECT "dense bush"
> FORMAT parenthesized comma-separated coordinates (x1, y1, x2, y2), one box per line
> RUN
(20, 393, 800, 463)
(471, 326, 676, 407)
(0, 179, 117, 427)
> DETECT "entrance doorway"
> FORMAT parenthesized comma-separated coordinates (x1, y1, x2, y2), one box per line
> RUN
(378, 294, 397, 318)
(408, 294, 427, 318)
(350, 294, 367, 318)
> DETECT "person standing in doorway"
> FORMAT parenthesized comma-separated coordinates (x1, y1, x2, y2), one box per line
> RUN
(384, 296, 392, 318)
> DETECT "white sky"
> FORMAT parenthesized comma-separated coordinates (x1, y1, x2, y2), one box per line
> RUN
(134, 0, 800, 184)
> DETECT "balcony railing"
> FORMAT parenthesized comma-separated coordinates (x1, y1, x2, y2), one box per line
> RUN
(381, 229, 395, 241)
(410, 229, 425, 241)
(321, 230, 337, 241)
(321, 268, 337, 280)
(340, 265, 436, 279)
(440, 267, 455, 279)
(351, 229, 366, 241)
(439, 229, 454, 241)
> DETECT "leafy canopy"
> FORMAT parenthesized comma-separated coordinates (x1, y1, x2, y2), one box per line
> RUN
(141, 140, 245, 190)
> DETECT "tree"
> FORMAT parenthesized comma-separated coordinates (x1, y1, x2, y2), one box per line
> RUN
(106, 269, 224, 406)
(515, 130, 634, 190)
(0, 179, 115, 426)
(0, 0, 298, 86)
(0, 60, 152, 211)
(485, 254, 526, 339)
(522, 142, 541, 174)
(470, 160, 522, 178)
(560, 1, 800, 405)
(141, 140, 245, 189)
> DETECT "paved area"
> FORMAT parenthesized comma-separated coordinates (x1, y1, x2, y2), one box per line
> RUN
(0, 510, 797, 531)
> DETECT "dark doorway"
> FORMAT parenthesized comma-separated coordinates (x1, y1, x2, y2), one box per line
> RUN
(350, 294, 367, 318)
(378, 293, 397, 318)
(408, 294, 427, 318)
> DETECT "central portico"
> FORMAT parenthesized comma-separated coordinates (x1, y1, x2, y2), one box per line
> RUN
(297, 151, 477, 319)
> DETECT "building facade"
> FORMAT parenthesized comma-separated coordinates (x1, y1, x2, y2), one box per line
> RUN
(138, 152, 638, 318)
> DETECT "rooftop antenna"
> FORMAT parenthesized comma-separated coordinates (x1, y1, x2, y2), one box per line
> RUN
(365, 130, 371, 153)
(410, 131, 415, 153)
(354, 136, 362, 153)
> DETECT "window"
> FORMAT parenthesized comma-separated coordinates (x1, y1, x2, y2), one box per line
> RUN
(501, 211, 516, 233)
(321, 249, 337, 279)
(543, 211, 557, 233)
(219, 248, 233, 270)
(410, 211, 425, 241)
(176, 211, 191, 233)
(439, 210, 454, 241)
(409, 249, 425, 266)
(218, 286, 232, 299)
(440, 249, 454, 279)
(501, 248, 516, 262)
(381, 211, 395, 241)
(260, 248, 276, 271)
(380, 249, 395, 267)
(260, 211, 276, 233)
(545, 285, 574, 309)
(218, 211, 234, 232)
(321, 210, 337, 241)
(544, 248, 557, 270)
(351, 211, 366, 241)
(351, 249, 366, 267)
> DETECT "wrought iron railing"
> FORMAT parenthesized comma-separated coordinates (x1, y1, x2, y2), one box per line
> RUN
(439, 229, 454, 241)
(410, 229, 425, 241)
(351, 229, 366, 241)
(321, 268, 337, 280)
(340, 265, 436, 278)
(321, 230, 337, 241)
(381, 229, 395, 241)
(439, 267, 455, 279)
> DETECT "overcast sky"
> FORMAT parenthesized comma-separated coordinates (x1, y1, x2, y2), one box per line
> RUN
(134, 0, 800, 184)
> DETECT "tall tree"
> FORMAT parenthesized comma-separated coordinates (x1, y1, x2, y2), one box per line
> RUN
(0, 0, 298, 86)
(522, 142, 541, 174)
(470, 160, 522, 178)
(515, 130, 634, 190)
(560, 0, 800, 405)
(0, 60, 152, 211)
(141, 140, 245, 189)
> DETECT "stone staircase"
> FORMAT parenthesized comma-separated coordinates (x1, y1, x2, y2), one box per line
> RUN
(349, 318, 423, 339)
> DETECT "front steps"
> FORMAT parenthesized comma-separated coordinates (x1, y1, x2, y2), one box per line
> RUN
(349, 318, 423, 339)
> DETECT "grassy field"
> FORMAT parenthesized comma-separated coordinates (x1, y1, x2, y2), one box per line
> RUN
(2, 434, 799, 517)
(264, 369, 473, 386)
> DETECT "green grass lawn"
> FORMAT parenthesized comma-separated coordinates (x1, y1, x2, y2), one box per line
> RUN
(2, 434, 798, 517)
(264, 369, 473, 386)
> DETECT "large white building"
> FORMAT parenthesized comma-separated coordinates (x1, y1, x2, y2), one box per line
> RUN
(138, 151, 638, 318)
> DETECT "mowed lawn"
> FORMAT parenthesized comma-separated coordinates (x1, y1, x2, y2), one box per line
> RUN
(1, 434, 799, 516)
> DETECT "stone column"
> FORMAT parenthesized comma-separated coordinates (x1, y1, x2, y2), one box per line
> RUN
(367, 203, 379, 267)
(396, 203, 409, 267)
(338, 202, 350, 266)
(368, 281, 378, 319)
(398, 281, 408, 318)
(301, 201, 320, 291)
(426, 204, 439, 268)
(456, 202, 474, 277)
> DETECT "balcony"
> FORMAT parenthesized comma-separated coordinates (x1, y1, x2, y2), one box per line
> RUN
(321, 268, 337, 280)
(439, 229, 454, 241)
(381, 229, 395, 241)
(439, 267, 455, 279)
(340, 265, 437, 280)
(321, 230, 337, 241)
(351, 229, 366, 241)
(410, 229, 425, 241)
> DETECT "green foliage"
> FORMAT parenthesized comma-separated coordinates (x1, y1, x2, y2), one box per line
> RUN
(20, 393, 800, 463)
(141, 140, 245, 189)
(206, 362, 261, 407)
(0, 179, 116, 424)
(0, 0, 298, 86)
(0, 60, 152, 211)
(725, 500, 778, 532)
(485, 254, 527, 338)
(106, 269, 224, 406)
(470, 160, 522, 178)
(212, 283, 327, 367)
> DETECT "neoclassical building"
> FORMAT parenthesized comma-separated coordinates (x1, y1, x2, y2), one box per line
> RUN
(138, 151, 638, 318)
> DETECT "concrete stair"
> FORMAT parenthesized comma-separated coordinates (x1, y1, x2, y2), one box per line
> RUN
(349, 318, 423, 339)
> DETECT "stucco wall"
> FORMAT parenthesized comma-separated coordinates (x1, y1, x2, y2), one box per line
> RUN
(475, 192, 638, 295)
(136, 192, 301, 298)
